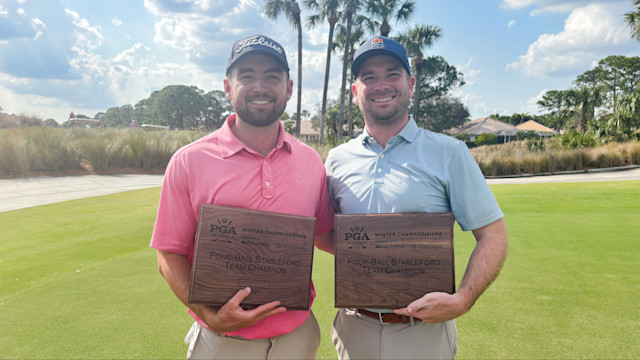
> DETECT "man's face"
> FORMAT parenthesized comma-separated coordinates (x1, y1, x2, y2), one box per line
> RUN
(352, 55, 415, 128)
(224, 54, 293, 127)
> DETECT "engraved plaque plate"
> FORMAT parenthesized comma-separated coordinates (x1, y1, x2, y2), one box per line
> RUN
(189, 204, 317, 310)
(334, 212, 455, 309)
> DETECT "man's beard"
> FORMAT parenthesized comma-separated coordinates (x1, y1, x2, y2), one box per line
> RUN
(234, 95, 285, 128)
(363, 90, 411, 127)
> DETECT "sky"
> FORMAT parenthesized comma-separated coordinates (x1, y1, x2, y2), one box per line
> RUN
(1, 0, 639, 124)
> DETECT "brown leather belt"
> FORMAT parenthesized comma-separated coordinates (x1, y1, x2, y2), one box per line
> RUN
(356, 309, 420, 324)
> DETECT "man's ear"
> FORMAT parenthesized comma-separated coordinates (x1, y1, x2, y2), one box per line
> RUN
(286, 79, 293, 101)
(352, 83, 359, 105)
(408, 75, 416, 98)
(224, 79, 232, 101)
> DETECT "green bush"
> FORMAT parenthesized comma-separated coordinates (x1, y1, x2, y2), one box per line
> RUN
(560, 131, 597, 149)
(475, 133, 498, 146)
(525, 137, 545, 152)
(452, 133, 470, 142)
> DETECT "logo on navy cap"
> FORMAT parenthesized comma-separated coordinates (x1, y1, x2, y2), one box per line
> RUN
(370, 38, 384, 49)
(236, 36, 284, 55)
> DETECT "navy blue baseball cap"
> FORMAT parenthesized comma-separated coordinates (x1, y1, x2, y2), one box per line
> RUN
(226, 34, 289, 75)
(351, 36, 411, 78)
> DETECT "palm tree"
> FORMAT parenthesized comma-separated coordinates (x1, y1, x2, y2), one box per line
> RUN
(565, 86, 605, 133)
(335, 0, 363, 142)
(362, 0, 414, 36)
(333, 23, 365, 138)
(397, 24, 441, 123)
(611, 87, 640, 136)
(625, 0, 640, 41)
(304, 0, 341, 143)
(263, 0, 304, 136)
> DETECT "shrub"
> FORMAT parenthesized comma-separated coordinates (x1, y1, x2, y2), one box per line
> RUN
(475, 133, 498, 146)
(74, 129, 125, 172)
(29, 128, 80, 172)
(123, 131, 152, 170)
(592, 145, 625, 168)
(628, 142, 640, 164)
(526, 137, 545, 152)
(0, 129, 32, 176)
(519, 156, 541, 174)
(452, 133, 470, 142)
(560, 131, 597, 149)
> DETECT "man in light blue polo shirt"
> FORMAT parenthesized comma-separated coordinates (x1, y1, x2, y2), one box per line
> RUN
(321, 36, 509, 359)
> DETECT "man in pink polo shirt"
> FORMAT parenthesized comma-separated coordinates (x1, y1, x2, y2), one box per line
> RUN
(150, 34, 334, 359)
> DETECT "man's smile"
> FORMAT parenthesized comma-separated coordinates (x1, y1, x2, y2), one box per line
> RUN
(371, 95, 394, 103)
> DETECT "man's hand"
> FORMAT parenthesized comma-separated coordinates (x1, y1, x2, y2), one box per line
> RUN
(393, 292, 470, 323)
(394, 218, 508, 324)
(197, 287, 286, 333)
(156, 250, 286, 333)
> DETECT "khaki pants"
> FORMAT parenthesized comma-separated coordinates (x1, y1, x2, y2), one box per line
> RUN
(185, 311, 321, 360)
(332, 308, 457, 360)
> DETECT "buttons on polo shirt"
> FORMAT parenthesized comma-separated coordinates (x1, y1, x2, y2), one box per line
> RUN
(262, 158, 274, 199)
(374, 152, 386, 186)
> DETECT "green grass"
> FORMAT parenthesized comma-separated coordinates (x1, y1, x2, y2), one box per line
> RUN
(1, 181, 639, 358)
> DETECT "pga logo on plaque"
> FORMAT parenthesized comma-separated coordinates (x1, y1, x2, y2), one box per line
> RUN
(209, 218, 236, 243)
(343, 225, 370, 249)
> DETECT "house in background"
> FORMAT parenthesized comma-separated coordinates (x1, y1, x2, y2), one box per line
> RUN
(446, 117, 519, 143)
(300, 121, 320, 143)
(283, 120, 365, 143)
(515, 120, 556, 138)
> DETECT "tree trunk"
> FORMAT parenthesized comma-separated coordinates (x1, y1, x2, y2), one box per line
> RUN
(412, 54, 423, 122)
(295, 20, 303, 136)
(381, 20, 390, 37)
(319, 15, 337, 144)
(348, 47, 355, 139)
(337, 11, 353, 143)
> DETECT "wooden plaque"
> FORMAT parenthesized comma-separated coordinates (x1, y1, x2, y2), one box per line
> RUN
(189, 204, 317, 310)
(334, 212, 455, 309)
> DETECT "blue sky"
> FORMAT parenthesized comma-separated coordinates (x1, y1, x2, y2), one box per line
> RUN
(1, 0, 639, 124)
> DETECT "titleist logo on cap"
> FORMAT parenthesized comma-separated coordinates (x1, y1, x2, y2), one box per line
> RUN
(236, 36, 283, 54)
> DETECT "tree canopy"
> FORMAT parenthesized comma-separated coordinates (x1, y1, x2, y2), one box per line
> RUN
(103, 85, 231, 130)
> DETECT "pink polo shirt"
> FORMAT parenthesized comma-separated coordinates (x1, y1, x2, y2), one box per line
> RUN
(150, 114, 334, 339)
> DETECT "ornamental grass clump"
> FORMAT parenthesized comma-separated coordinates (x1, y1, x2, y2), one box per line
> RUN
(123, 131, 152, 170)
(74, 128, 125, 172)
(0, 128, 32, 176)
(29, 127, 80, 173)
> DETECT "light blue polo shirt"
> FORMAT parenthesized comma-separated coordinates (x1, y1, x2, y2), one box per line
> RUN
(325, 118, 503, 231)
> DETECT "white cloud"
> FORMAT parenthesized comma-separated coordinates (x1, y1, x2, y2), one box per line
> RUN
(65, 9, 104, 52)
(507, 20, 516, 30)
(112, 16, 122, 27)
(153, 17, 203, 57)
(147, 0, 266, 64)
(456, 90, 491, 119)
(306, 27, 328, 47)
(506, 3, 632, 77)
(521, 88, 548, 113)
(501, 0, 625, 16)
(456, 57, 481, 87)
(31, 18, 45, 40)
